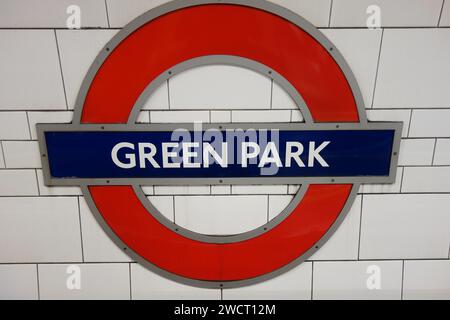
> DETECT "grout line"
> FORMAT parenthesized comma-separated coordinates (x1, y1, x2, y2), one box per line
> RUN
(447, 242, 450, 259)
(220, 288, 223, 300)
(0, 141, 7, 167)
(270, 79, 274, 109)
(4, 189, 450, 198)
(318, 26, 450, 29)
(25, 112, 33, 139)
(77, 197, 85, 263)
(128, 263, 133, 300)
(266, 195, 270, 223)
(34, 169, 41, 195)
(148, 110, 152, 124)
(431, 139, 438, 165)
(328, 0, 334, 28)
(357, 195, 364, 260)
(167, 79, 171, 110)
(0, 26, 450, 30)
(3, 107, 450, 112)
(310, 262, 314, 300)
(53, 29, 69, 110)
(438, 0, 446, 27)
(399, 167, 405, 193)
(407, 110, 414, 138)
(0, 258, 446, 266)
(370, 28, 384, 109)
(172, 195, 176, 223)
(0, 27, 123, 30)
(104, 0, 111, 28)
(36, 264, 41, 300)
(368, 107, 450, 111)
(400, 260, 405, 300)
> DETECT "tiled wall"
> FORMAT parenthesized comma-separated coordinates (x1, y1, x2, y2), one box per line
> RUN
(0, 0, 449, 300)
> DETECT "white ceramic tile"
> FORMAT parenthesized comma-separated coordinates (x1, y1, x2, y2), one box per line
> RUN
(269, 0, 332, 27)
(268, 195, 293, 221)
(374, 29, 450, 109)
(0, 30, 66, 110)
(0, 265, 38, 300)
(106, 0, 331, 28)
(0, 197, 82, 263)
(0, 170, 38, 196)
(360, 194, 450, 259)
(223, 263, 312, 300)
(211, 185, 231, 195)
(272, 81, 297, 110)
(136, 111, 150, 123)
(0, 112, 30, 140)
(56, 30, 118, 109)
(147, 196, 174, 222)
(106, 0, 171, 28)
(0, 0, 108, 28)
(174, 195, 267, 235)
(140, 82, 169, 110)
(27, 111, 73, 140)
(403, 260, 450, 300)
(322, 29, 382, 108)
(232, 110, 291, 123)
(433, 139, 450, 165)
(402, 167, 450, 193)
(150, 111, 210, 123)
(141, 186, 154, 195)
(291, 110, 304, 122)
(313, 261, 403, 300)
(409, 109, 450, 138)
(0, 144, 4, 169)
(79, 197, 131, 263)
(36, 169, 82, 196)
(154, 186, 210, 195)
(310, 196, 361, 261)
(331, 0, 443, 27)
(39, 263, 130, 300)
(232, 185, 288, 195)
(440, 0, 450, 26)
(211, 111, 231, 123)
(169, 65, 271, 110)
(398, 139, 435, 166)
(130, 263, 220, 300)
(288, 185, 301, 194)
(366, 109, 410, 137)
(2, 141, 41, 168)
(360, 167, 403, 194)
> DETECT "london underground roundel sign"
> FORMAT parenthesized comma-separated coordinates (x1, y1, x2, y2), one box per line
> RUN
(37, 0, 402, 288)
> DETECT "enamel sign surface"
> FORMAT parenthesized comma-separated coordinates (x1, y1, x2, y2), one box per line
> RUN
(38, 0, 402, 288)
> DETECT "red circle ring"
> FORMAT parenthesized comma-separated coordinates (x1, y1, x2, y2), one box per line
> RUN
(74, 1, 365, 288)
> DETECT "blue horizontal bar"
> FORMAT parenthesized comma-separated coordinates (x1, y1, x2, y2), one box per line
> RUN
(44, 130, 395, 179)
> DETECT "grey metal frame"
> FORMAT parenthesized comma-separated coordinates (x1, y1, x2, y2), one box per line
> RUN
(36, 0, 403, 288)
(37, 121, 403, 187)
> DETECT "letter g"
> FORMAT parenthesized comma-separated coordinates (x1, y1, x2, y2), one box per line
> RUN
(112, 142, 136, 169)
